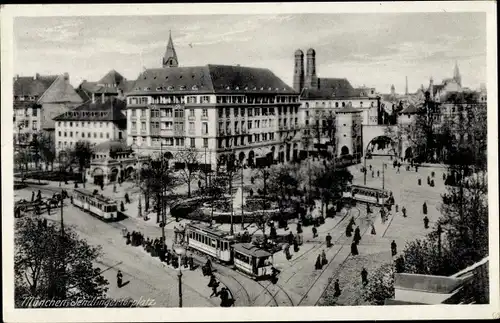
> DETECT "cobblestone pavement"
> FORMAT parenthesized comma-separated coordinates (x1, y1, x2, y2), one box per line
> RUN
(14, 156, 448, 307)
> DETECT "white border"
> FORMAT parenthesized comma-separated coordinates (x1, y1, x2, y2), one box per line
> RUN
(1, 2, 498, 322)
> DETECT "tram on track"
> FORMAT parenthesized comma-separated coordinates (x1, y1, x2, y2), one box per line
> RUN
(185, 222, 276, 279)
(72, 188, 118, 221)
(343, 184, 394, 206)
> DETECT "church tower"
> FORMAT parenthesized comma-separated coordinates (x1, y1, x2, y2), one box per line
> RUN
(305, 48, 318, 90)
(162, 30, 179, 68)
(293, 49, 305, 93)
(390, 84, 395, 95)
(453, 61, 461, 86)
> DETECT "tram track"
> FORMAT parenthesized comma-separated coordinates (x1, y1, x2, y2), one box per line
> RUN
(295, 205, 368, 306)
(312, 207, 375, 306)
(214, 269, 252, 306)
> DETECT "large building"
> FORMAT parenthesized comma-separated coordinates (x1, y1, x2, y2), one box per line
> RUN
(124, 34, 301, 169)
(76, 70, 135, 103)
(293, 48, 381, 159)
(53, 96, 127, 155)
(13, 73, 82, 145)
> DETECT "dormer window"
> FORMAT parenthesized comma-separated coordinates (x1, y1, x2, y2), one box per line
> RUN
(192, 85, 198, 90)
(226, 86, 230, 90)
(260, 87, 264, 90)
(235, 86, 239, 90)
(253, 87, 257, 90)
(268, 87, 272, 90)
(244, 86, 249, 90)
(144, 87, 151, 91)
(180, 85, 186, 90)
(156, 87, 162, 91)
(167, 86, 174, 91)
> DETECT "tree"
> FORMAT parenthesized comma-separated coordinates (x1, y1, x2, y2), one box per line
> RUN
(139, 156, 178, 223)
(312, 160, 353, 216)
(205, 175, 226, 225)
(15, 217, 108, 305)
(267, 163, 301, 226)
(174, 147, 201, 197)
(363, 263, 395, 305)
(34, 131, 56, 171)
(70, 140, 93, 185)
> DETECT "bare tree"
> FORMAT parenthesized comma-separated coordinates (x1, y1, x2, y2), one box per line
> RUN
(174, 147, 201, 197)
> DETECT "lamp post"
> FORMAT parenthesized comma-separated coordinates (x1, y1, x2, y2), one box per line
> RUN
(382, 162, 386, 190)
(173, 244, 186, 308)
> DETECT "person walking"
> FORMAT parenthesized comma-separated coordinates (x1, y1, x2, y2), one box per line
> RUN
(189, 255, 194, 271)
(361, 268, 368, 286)
(377, 170, 380, 177)
(423, 202, 428, 215)
(321, 250, 328, 266)
(31, 191, 35, 202)
(210, 280, 220, 297)
(315, 254, 322, 270)
(391, 240, 397, 257)
(326, 233, 332, 247)
(334, 279, 341, 297)
(351, 241, 359, 256)
(423, 216, 429, 229)
(312, 226, 318, 238)
(370, 223, 376, 235)
(402, 206, 407, 217)
(117, 270, 123, 288)
(354, 226, 361, 243)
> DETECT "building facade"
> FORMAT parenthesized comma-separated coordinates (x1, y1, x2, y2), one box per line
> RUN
(53, 97, 127, 155)
(294, 48, 381, 159)
(125, 35, 301, 169)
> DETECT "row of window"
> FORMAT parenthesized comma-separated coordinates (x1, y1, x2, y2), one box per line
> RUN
(128, 95, 299, 107)
(132, 136, 185, 147)
(15, 120, 37, 130)
(58, 131, 112, 139)
(15, 108, 38, 116)
(57, 121, 112, 128)
(304, 101, 375, 108)
(188, 231, 231, 251)
(218, 106, 298, 118)
(217, 132, 276, 149)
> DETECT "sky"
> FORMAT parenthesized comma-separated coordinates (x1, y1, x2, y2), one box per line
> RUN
(14, 13, 487, 93)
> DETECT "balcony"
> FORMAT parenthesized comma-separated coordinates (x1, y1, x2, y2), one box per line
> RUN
(130, 129, 138, 135)
(188, 116, 196, 121)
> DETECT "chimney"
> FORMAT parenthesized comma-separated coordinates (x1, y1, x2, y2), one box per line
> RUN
(92, 93, 95, 103)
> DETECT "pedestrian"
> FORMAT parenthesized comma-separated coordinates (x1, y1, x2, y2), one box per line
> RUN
(415, 165, 419, 172)
(288, 231, 294, 245)
(351, 241, 359, 256)
(395, 204, 399, 213)
(293, 238, 299, 252)
(423, 202, 428, 215)
(124, 193, 130, 204)
(377, 170, 380, 177)
(354, 226, 361, 243)
(113, 183, 117, 193)
(312, 226, 318, 238)
(120, 201, 125, 212)
(117, 270, 123, 288)
(326, 233, 332, 247)
(423, 216, 429, 229)
(397, 166, 400, 173)
(37, 190, 42, 201)
(334, 279, 341, 297)
(349, 216, 356, 227)
(208, 274, 217, 287)
(370, 224, 376, 235)
(385, 164, 388, 169)
(183, 255, 189, 268)
(189, 255, 194, 270)
(361, 268, 368, 286)
(391, 240, 397, 257)
(126, 232, 131, 245)
(346, 224, 353, 237)
(198, 180, 202, 189)
(371, 171, 374, 178)
(366, 203, 371, 214)
(31, 191, 35, 202)
(47, 203, 51, 215)
(427, 176, 431, 185)
(369, 165, 372, 171)
(321, 250, 327, 266)
(315, 254, 322, 270)
(402, 206, 407, 217)
(210, 280, 220, 297)
(43, 218, 48, 228)
(100, 182, 104, 191)
(284, 244, 291, 260)
(297, 222, 302, 234)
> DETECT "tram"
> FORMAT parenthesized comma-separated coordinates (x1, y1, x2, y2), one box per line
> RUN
(185, 222, 276, 279)
(343, 184, 394, 206)
(72, 188, 118, 221)
(232, 243, 274, 278)
(185, 222, 235, 263)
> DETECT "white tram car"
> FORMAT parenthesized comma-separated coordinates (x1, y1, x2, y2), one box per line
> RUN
(72, 188, 118, 221)
(185, 222, 275, 279)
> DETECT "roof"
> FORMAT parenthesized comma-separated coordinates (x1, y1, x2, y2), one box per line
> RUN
(92, 140, 130, 153)
(53, 97, 127, 121)
(232, 243, 272, 257)
(127, 64, 297, 96)
(97, 69, 125, 85)
(400, 103, 420, 114)
(38, 75, 83, 104)
(300, 78, 361, 99)
(13, 75, 58, 97)
(187, 221, 233, 238)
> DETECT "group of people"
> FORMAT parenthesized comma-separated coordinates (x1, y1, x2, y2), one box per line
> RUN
(124, 230, 195, 270)
(345, 217, 362, 256)
(314, 249, 328, 270)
